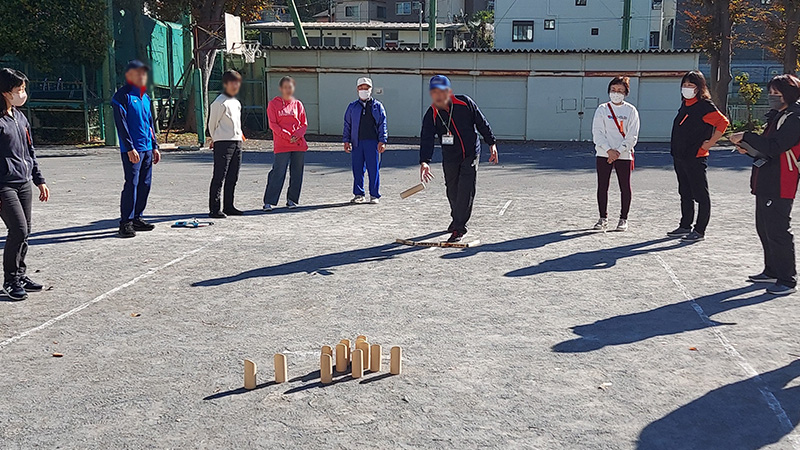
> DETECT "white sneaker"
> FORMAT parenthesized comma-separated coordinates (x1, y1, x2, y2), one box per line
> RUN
(593, 218, 608, 230)
(263, 204, 273, 211)
(351, 195, 367, 204)
(615, 219, 629, 232)
(369, 196, 380, 204)
(287, 200, 299, 209)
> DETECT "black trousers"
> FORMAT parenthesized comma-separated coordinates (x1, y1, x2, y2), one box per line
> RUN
(674, 157, 710, 234)
(755, 196, 797, 287)
(443, 156, 478, 234)
(0, 182, 32, 283)
(596, 157, 633, 220)
(209, 141, 242, 213)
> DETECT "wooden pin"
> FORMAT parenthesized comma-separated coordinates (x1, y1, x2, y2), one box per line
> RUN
(356, 335, 368, 343)
(320, 353, 333, 384)
(340, 339, 351, 360)
(390, 346, 402, 375)
(370, 344, 382, 372)
(335, 343, 348, 373)
(356, 340, 370, 370)
(321, 345, 333, 357)
(274, 353, 288, 383)
(351, 349, 364, 378)
(244, 359, 257, 389)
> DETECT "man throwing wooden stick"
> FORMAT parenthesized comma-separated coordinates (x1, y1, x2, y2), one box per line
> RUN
(419, 75, 498, 243)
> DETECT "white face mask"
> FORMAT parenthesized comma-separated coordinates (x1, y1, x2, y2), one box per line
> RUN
(358, 89, 372, 101)
(8, 91, 27, 107)
(681, 87, 697, 100)
(609, 92, 625, 104)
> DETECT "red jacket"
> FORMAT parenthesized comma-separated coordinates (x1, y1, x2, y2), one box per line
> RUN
(267, 96, 308, 153)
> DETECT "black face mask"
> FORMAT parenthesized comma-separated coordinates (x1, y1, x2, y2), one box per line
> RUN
(769, 94, 786, 111)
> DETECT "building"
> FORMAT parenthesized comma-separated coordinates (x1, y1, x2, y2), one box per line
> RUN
(247, 21, 464, 49)
(493, 0, 677, 51)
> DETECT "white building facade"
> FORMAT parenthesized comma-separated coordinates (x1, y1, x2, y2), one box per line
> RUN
(494, 0, 676, 51)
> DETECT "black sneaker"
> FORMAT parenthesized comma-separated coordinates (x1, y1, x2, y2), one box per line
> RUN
(20, 276, 43, 292)
(767, 283, 797, 295)
(3, 281, 28, 301)
(132, 218, 155, 231)
(223, 208, 244, 216)
(447, 231, 464, 243)
(119, 222, 136, 238)
(681, 230, 705, 242)
(667, 227, 692, 237)
(748, 273, 778, 284)
(209, 211, 227, 219)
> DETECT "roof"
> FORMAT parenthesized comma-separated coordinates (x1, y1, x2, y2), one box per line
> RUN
(247, 21, 462, 30)
(260, 46, 702, 54)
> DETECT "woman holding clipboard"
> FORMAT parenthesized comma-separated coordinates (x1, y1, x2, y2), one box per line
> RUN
(591, 76, 640, 231)
(730, 74, 800, 295)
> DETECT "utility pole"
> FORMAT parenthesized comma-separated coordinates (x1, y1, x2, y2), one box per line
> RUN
(417, 2, 423, 48)
(621, 0, 632, 50)
(428, 0, 437, 49)
(101, 0, 117, 145)
(288, 0, 309, 46)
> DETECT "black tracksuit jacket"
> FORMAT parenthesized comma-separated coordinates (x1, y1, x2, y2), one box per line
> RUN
(0, 108, 45, 186)
(420, 94, 496, 164)
(743, 101, 800, 199)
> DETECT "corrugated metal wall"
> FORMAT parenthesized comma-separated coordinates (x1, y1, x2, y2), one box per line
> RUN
(251, 49, 699, 142)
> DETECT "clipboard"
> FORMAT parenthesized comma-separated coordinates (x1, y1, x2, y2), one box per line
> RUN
(736, 141, 768, 160)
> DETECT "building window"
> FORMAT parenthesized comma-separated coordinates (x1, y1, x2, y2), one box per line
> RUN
(512, 21, 534, 42)
(367, 36, 382, 47)
(576, 0, 587, 5)
(338, 37, 352, 47)
(544, 19, 556, 30)
(649, 31, 660, 49)
(377, 6, 387, 18)
(396, 1, 412, 15)
(591, 28, 599, 36)
(323, 37, 337, 46)
(345, 5, 359, 18)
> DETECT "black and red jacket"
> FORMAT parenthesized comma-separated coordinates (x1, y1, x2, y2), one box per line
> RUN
(420, 94, 496, 164)
(670, 98, 729, 160)
(744, 101, 800, 199)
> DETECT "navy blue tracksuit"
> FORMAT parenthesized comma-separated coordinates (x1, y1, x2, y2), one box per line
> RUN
(343, 98, 388, 198)
(112, 83, 158, 224)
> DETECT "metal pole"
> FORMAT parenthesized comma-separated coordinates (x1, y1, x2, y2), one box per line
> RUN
(81, 65, 90, 142)
(287, 0, 309, 47)
(428, 0, 437, 49)
(418, 3, 423, 48)
(621, 0, 632, 50)
(101, 0, 117, 145)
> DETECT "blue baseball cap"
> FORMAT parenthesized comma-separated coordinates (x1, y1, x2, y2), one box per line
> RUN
(429, 75, 451, 91)
(125, 60, 150, 72)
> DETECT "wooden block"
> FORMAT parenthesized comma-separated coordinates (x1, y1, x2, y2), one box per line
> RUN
(321, 345, 333, 357)
(390, 346, 402, 375)
(274, 353, 288, 384)
(400, 183, 425, 199)
(370, 344, 382, 372)
(356, 335, 368, 343)
(320, 354, 333, 384)
(356, 340, 370, 370)
(244, 359, 257, 390)
(440, 239, 481, 248)
(335, 343, 348, 373)
(340, 339, 351, 360)
(351, 349, 364, 378)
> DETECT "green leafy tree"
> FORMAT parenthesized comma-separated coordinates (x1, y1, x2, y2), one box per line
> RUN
(757, 0, 800, 74)
(466, 10, 494, 49)
(735, 72, 762, 130)
(0, 0, 109, 71)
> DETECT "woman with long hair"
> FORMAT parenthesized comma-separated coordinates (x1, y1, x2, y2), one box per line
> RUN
(667, 71, 729, 242)
(0, 68, 49, 301)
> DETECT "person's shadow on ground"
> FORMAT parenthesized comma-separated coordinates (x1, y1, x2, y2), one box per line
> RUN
(637, 360, 800, 450)
(191, 231, 446, 287)
(504, 237, 686, 277)
(552, 284, 774, 353)
(440, 230, 595, 260)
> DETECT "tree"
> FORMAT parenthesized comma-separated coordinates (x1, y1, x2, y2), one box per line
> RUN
(758, 0, 800, 74)
(735, 72, 762, 130)
(466, 10, 494, 49)
(684, 0, 755, 113)
(0, 0, 109, 71)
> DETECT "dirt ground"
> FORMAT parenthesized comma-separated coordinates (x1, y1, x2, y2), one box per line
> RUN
(0, 140, 799, 449)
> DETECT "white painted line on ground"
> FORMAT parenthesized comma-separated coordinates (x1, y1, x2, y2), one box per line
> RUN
(498, 200, 513, 216)
(0, 239, 220, 351)
(655, 255, 800, 449)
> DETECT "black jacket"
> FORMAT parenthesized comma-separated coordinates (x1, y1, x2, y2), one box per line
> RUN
(670, 98, 719, 160)
(0, 108, 45, 186)
(420, 94, 496, 164)
(743, 101, 800, 199)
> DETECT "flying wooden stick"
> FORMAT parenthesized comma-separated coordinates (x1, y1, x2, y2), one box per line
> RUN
(400, 183, 425, 199)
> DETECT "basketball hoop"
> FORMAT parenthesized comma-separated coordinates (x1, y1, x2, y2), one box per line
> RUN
(240, 41, 262, 64)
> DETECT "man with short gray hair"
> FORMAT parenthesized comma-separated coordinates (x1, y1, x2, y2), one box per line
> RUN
(343, 77, 388, 204)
